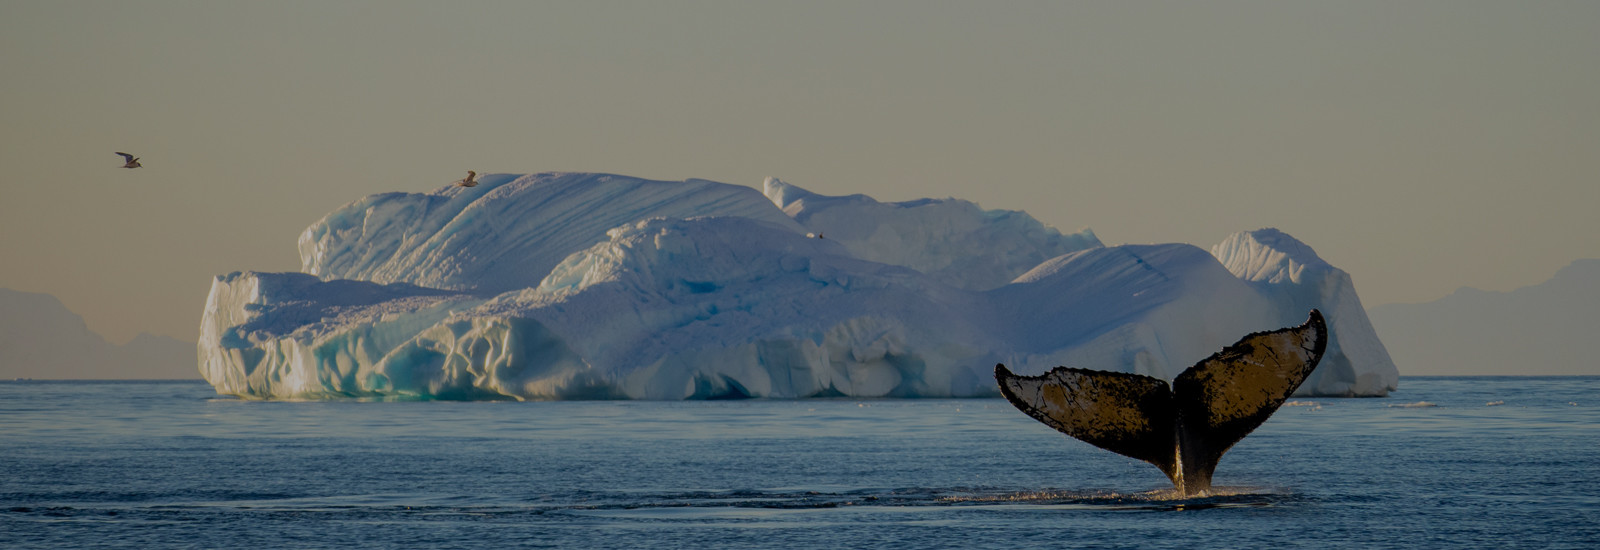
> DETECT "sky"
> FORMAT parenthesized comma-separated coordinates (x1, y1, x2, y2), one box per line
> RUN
(2, 1, 1597, 344)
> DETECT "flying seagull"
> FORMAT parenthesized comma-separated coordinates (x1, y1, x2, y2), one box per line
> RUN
(456, 170, 478, 187)
(116, 152, 141, 169)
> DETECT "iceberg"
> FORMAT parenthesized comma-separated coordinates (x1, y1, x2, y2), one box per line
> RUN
(198, 172, 1397, 400)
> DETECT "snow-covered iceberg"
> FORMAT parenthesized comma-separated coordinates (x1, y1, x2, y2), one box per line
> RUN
(198, 172, 1397, 400)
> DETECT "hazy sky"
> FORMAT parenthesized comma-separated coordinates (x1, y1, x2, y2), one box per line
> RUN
(2, 1, 1597, 344)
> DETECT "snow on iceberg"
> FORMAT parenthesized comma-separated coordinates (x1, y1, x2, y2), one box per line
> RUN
(763, 177, 1101, 291)
(199, 173, 1396, 400)
(300, 173, 804, 294)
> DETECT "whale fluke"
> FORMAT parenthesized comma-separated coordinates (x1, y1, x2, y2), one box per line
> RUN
(995, 309, 1328, 495)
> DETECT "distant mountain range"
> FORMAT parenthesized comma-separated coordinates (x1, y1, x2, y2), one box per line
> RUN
(0, 288, 196, 379)
(1367, 259, 1600, 376)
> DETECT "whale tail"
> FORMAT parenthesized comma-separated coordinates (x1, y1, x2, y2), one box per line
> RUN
(995, 310, 1328, 495)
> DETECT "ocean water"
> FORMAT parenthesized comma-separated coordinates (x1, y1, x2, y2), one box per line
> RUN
(2, 377, 1595, 549)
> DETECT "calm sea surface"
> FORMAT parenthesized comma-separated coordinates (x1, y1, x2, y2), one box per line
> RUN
(2, 377, 1596, 549)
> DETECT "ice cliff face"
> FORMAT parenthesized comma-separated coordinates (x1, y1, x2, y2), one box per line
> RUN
(199, 272, 484, 398)
(200, 173, 1397, 400)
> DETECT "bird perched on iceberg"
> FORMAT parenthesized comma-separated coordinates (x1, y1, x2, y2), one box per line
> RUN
(456, 170, 478, 187)
(116, 152, 141, 169)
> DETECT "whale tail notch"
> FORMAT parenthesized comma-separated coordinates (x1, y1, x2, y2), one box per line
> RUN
(995, 309, 1328, 495)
